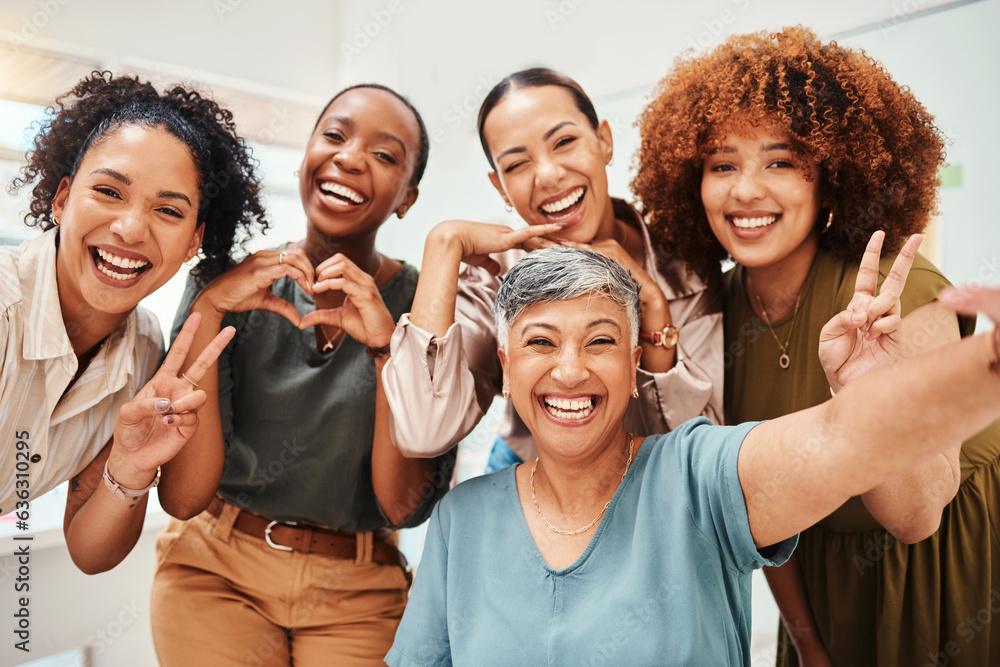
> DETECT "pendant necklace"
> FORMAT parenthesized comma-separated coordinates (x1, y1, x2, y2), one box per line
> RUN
(750, 284, 803, 370)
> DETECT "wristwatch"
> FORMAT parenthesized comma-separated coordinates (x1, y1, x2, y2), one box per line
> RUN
(639, 325, 679, 349)
(102, 461, 160, 501)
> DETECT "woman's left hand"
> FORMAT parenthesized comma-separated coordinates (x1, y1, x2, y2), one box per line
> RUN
(301, 253, 396, 349)
(819, 231, 921, 392)
(108, 313, 236, 484)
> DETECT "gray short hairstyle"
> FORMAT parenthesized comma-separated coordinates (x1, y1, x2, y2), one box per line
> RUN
(493, 246, 641, 349)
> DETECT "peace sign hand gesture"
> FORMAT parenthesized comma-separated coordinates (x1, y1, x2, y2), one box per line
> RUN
(106, 313, 235, 487)
(819, 231, 922, 393)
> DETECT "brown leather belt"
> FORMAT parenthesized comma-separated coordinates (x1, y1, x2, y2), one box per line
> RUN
(206, 497, 408, 570)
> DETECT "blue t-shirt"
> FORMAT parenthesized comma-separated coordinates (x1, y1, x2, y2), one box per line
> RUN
(386, 419, 796, 667)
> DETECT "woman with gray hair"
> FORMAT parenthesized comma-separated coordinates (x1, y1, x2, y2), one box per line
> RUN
(385, 244, 1000, 666)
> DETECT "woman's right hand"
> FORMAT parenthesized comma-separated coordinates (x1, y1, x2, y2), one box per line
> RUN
(818, 231, 921, 392)
(194, 248, 315, 326)
(428, 219, 565, 275)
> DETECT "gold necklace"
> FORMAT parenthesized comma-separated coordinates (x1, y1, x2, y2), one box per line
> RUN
(530, 432, 634, 536)
(750, 283, 803, 370)
(320, 253, 385, 352)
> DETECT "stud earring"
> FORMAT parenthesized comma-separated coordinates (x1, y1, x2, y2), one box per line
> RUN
(293, 169, 300, 177)
(502, 388, 510, 399)
(504, 201, 513, 213)
(608, 156, 615, 167)
(631, 388, 638, 399)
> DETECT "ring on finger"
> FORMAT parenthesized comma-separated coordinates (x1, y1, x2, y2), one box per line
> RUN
(180, 372, 199, 388)
(279, 251, 286, 265)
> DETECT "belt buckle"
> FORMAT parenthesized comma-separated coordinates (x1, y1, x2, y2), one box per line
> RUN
(264, 520, 297, 551)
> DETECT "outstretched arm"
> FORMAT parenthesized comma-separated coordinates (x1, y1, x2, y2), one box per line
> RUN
(740, 315, 999, 548)
(63, 314, 234, 573)
(818, 232, 962, 542)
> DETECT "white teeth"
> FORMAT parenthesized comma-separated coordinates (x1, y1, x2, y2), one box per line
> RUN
(543, 396, 595, 420)
(541, 187, 584, 214)
(96, 248, 148, 274)
(731, 215, 778, 229)
(97, 261, 139, 280)
(319, 181, 366, 204)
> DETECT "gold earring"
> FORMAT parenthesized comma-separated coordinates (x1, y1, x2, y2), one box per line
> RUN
(821, 209, 833, 233)
(631, 388, 638, 399)
(502, 388, 510, 399)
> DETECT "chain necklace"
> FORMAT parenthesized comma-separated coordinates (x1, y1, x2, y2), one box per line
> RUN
(530, 432, 634, 536)
(319, 253, 385, 353)
(750, 283, 803, 370)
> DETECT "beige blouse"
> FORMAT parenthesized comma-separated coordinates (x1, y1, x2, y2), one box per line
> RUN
(0, 229, 162, 514)
(383, 199, 724, 459)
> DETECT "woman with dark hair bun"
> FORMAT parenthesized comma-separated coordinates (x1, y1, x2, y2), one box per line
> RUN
(383, 67, 724, 468)
(634, 26, 1000, 666)
(1, 70, 266, 574)
(149, 83, 451, 666)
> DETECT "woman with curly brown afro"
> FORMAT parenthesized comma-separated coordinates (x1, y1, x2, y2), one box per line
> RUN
(1, 71, 267, 574)
(633, 26, 1000, 666)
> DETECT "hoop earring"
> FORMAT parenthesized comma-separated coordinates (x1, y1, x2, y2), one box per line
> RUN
(821, 209, 833, 234)
(293, 169, 300, 177)
(502, 388, 510, 399)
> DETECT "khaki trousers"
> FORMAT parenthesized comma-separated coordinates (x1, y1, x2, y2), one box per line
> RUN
(150, 501, 409, 666)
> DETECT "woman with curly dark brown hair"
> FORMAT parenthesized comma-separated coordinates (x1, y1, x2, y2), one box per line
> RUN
(633, 26, 1000, 666)
(1, 71, 267, 574)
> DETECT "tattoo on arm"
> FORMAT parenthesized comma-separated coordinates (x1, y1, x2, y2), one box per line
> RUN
(70, 475, 82, 494)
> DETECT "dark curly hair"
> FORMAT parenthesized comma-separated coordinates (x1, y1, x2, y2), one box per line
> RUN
(632, 26, 945, 266)
(314, 83, 429, 187)
(11, 70, 268, 286)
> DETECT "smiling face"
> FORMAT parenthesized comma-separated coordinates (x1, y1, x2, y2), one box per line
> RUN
(50, 124, 203, 323)
(483, 85, 615, 244)
(498, 294, 641, 458)
(700, 130, 823, 272)
(299, 87, 420, 240)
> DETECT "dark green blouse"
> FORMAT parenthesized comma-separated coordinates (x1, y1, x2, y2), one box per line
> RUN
(171, 261, 454, 532)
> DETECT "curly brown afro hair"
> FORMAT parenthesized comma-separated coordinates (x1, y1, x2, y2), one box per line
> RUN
(10, 70, 268, 286)
(631, 26, 945, 266)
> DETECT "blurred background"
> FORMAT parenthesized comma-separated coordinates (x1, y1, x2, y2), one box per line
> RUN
(0, 0, 996, 664)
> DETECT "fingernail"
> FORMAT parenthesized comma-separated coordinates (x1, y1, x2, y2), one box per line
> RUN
(155, 398, 170, 411)
(165, 416, 175, 425)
